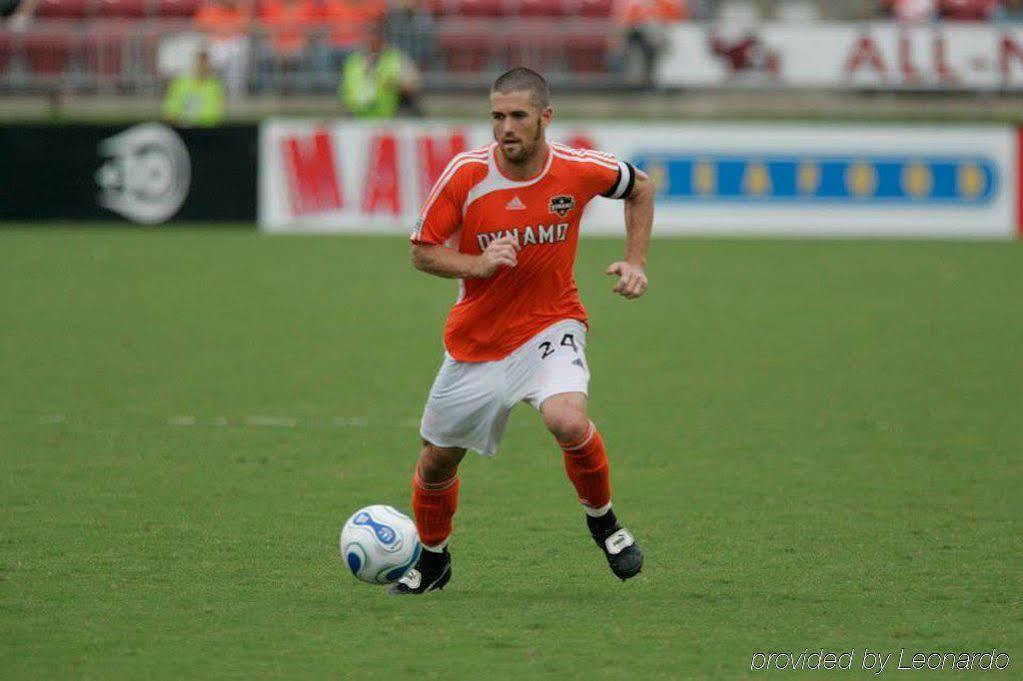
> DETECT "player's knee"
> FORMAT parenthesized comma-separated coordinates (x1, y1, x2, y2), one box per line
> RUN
(544, 410, 590, 446)
(419, 441, 465, 482)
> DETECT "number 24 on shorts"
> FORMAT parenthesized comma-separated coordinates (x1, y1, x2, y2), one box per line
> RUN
(539, 333, 578, 359)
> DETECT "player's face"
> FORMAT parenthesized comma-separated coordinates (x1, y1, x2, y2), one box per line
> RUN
(490, 90, 552, 164)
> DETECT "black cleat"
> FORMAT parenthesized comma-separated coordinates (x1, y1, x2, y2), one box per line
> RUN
(388, 547, 451, 595)
(588, 510, 644, 581)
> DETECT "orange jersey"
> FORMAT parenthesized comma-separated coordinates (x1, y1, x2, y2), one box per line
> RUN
(411, 143, 636, 362)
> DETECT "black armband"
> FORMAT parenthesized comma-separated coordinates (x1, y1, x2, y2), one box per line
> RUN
(601, 161, 637, 200)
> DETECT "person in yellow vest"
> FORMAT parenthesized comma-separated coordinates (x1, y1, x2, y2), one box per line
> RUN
(340, 25, 422, 118)
(163, 50, 226, 127)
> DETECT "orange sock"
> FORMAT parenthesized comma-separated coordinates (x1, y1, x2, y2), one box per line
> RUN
(560, 421, 612, 514)
(412, 464, 459, 549)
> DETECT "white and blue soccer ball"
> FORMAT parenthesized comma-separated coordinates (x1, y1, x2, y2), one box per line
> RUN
(340, 505, 421, 584)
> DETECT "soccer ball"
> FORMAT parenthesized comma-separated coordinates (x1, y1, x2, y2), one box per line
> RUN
(340, 505, 421, 584)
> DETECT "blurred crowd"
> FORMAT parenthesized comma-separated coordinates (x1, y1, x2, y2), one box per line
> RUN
(2, 0, 1022, 122)
(179, 0, 1023, 108)
(10, 0, 1023, 24)
(190, 0, 429, 103)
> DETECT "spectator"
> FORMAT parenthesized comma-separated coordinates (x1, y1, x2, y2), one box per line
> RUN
(383, 0, 435, 68)
(163, 50, 226, 126)
(340, 23, 421, 118)
(257, 0, 316, 92)
(995, 0, 1023, 21)
(313, 0, 386, 68)
(940, 0, 997, 20)
(882, 0, 937, 21)
(613, 0, 688, 89)
(195, 0, 253, 99)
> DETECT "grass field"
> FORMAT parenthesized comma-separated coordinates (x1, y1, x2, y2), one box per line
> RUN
(1, 227, 1021, 679)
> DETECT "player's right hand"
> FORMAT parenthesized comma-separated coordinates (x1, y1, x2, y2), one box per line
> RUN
(474, 235, 520, 277)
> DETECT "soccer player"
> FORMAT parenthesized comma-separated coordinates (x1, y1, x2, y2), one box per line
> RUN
(391, 67, 654, 595)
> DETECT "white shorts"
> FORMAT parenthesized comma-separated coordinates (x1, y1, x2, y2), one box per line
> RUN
(420, 319, 590, 457)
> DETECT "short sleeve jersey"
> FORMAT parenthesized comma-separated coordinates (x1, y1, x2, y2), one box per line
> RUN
(411, 143, 636, 362)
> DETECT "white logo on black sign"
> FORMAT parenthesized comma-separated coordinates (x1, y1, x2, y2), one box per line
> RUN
(95, 123, 190, 224)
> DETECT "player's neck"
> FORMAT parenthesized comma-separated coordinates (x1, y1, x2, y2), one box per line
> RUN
(496, 140, 550, 181)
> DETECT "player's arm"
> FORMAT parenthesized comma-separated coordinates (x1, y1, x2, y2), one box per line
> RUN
(606, 167, 654, 300)
(411, 236, 520, 279)
(411, 159, 520, 279)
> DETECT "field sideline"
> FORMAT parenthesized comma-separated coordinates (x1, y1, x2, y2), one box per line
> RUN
(1, 227, 1020, 679)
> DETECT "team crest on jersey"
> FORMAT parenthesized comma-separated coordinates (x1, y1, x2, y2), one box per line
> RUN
(549, 195, 575, 218)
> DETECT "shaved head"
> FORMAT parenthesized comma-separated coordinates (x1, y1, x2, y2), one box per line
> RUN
(492, 67, 550, 111)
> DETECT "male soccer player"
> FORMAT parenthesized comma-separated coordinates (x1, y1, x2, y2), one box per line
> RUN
(391, 67, 654, 595)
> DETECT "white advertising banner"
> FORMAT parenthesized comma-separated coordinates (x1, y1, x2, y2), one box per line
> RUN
(657, 22, 1023, 90)
(259, 120, 1018, 239)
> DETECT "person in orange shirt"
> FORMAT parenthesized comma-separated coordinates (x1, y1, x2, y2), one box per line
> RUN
(261, 0, 316, 57)
(256, 0, 318, 91)
(391, 68, 655, 595)
(613, 0, 687, 88)
(195, 0, 253, 99)
(312, 0, 386, 64)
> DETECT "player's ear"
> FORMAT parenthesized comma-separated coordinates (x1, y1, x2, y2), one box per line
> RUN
(541, 106, 553, 126)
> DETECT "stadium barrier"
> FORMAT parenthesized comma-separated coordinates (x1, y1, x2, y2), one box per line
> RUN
(657, 22, 1023, 91)
(0, 122, 257, 224)
(259, 120, 1021, 239)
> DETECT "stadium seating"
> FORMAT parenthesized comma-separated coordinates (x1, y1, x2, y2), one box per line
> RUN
(83, 21, 134, 86)
(24, 29, 76, 78)
(414, 0, 624, 18)
(565, 33, 608, 72)
(457, 0, 506, 16)
(95, 0, 149, 17)
(3, 0, 624, 93)
(518, 0, 569, 17)
(576, 0, 613, 18)
(504, 32, 565, 70)
(424, 0, 448, 16)
(36, 0, 93, 18)
(155, 0, 203, 17)
(29, 0, 225, 18)
(0, 32, 12, 73)
(437, 30, 492, 71)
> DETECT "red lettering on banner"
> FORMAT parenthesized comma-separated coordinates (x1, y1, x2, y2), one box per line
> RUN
(363, 133, 402, 215)
(1001, 35, 1023, 78)
(281, 129, 343, 216)
(845, 35, 887, 77)
(564, 134, 595, 150)
(933, 35, 957, 83)
(898, 33, 919, 81)
(417, 132, 467, 202)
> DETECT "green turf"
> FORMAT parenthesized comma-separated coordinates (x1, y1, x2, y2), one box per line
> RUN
(1, 228, 1020, 679)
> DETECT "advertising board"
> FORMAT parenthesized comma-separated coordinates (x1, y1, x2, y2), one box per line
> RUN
(656, 23, 1023, 90)
(0, 123, 257, 224)
(260, 121, 1018, 239)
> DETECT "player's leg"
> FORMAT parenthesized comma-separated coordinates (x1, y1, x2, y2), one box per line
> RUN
(390, 441, 464, 595)
(541, 392, 607, 510)
(392, 353, 511, 595)
(413, 441, 466, 552)
(540, 393, 644, 581)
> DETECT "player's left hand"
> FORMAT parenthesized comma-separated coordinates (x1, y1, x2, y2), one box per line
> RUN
(605, 261, 648, 300)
